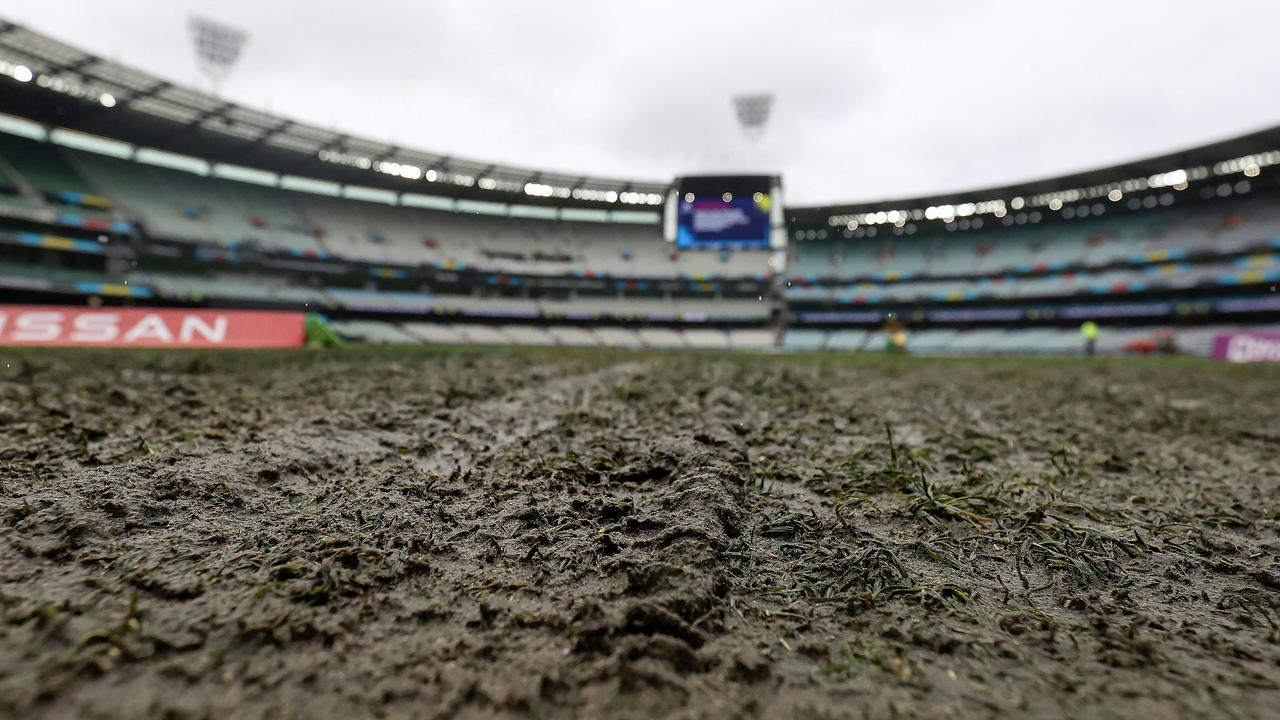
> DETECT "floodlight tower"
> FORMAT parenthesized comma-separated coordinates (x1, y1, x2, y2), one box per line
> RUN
(731, 94, 788, 341)
(732, 93, 775, 145)
(188, 15, 248, 96)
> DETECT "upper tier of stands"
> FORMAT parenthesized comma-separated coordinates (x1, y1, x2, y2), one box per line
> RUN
(0, 134, 771, 280)
(320, 318, 1276, 359)
(785, 252, 1280, 303)
(788, 189, 1279, 282)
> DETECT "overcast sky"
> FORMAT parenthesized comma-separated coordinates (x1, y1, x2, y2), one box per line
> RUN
(3, 1, 1280, 205)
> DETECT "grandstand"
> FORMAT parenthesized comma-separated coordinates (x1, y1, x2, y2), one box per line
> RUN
(0, 20, 1276, 356)
(782, 131, 1280, 356)
(5, 10, 1280, 720)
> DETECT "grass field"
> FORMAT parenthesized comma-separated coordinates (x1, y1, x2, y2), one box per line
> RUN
(1, 347, 1278, 719)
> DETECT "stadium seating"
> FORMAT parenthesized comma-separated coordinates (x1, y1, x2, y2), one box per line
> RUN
(457, 325, 513, 345)
(0, 134, 94, 195)
(120, 272, 773, 323)
(402, 323, 466, 345)
(682, 329, 731, 349)
(728, 329, 777, 349)
(636, 328, 687, 348)
(788, 252, 1279, 305)
(826, 330, 870, 351)
(501, 325, 558, 346)
(790, 193, 1280, 288)
(4, 101, 1277, 356)
(0, 135, 773, 280)
(327, 320, 421, 345)
(782, 328, 828, 350)
(546, 326, 601, 347)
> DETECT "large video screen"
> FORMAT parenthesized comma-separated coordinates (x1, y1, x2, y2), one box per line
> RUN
(675, 176, 774, 250)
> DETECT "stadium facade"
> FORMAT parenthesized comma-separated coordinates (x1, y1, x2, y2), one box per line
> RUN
(0, 21, 1276, 354)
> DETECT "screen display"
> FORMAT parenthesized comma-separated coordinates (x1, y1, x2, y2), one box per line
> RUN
(675, 177, 773, 249)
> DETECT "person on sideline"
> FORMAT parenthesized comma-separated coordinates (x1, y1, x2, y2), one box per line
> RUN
(1081, 320, 1099, 357)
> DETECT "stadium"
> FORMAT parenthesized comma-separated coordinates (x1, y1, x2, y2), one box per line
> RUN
(1, 8, 1278, 719)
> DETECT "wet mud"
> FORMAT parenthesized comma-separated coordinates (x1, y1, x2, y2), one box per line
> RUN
(1, 348, 1278, 719)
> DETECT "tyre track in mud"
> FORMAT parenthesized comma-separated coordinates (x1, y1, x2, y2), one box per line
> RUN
(0, 359, 541, 696)
(1, 357, 768, 718)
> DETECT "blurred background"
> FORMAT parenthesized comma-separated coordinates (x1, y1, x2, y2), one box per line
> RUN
(0, 1, 1276, 357)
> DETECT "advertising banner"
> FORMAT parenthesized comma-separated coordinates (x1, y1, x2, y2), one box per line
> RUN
(1212, 331, 1280, 363)
(0, 306, 307, 348)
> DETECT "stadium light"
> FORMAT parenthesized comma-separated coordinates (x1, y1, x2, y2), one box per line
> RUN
(189, 15, 249, 95)
(99, 93, 116, 108)
(733, 93, 775, 143)
(12, 64, 31, 82)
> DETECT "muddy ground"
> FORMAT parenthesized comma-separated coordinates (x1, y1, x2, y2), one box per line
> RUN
(0, 347, 1277, 719)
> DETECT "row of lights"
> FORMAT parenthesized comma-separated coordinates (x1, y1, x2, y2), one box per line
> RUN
(0, 55, 563, 198)
(825, 152, 1276, 230)
(807, 179, 1256, 243)
(1, 59, 116, 108)
(682, 192, 767, 203)
(801, 208, 1080, 242)
(316, 149, 661, 205)
(4, 53, 665, 208)
(796, 222, 924, 242)
(1214, 151, 1279, 177)
(1203, 180, 1253, 199)
(829, 199, 1009, 230)
(806, 204, 1122, 242)
(375, 160, 423, 181)
(10, 52, 1269, 218)
(620, 191, 664, 205)
(319, 150, 467, 185)
(523, 184, 652, 205)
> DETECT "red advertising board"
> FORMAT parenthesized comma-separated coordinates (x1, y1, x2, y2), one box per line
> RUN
(0, 306, 307, 348)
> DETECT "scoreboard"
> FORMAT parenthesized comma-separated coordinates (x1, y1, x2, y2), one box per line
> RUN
(667, 175, 781, 250)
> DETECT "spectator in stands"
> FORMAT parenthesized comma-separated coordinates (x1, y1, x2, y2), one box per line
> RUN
(1081, 320, 1099, 356)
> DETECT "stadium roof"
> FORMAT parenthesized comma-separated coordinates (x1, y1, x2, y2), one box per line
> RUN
(2, 18, 1278, 223)
(783, 124, 1280, 230)
(0, 20, 669, 210)
(787, 126, 1280, 228)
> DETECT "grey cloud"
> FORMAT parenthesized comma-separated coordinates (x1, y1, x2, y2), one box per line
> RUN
(2, 0, 1278, 204)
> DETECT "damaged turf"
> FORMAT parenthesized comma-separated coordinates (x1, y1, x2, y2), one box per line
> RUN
(0, 347, 1277, 718)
